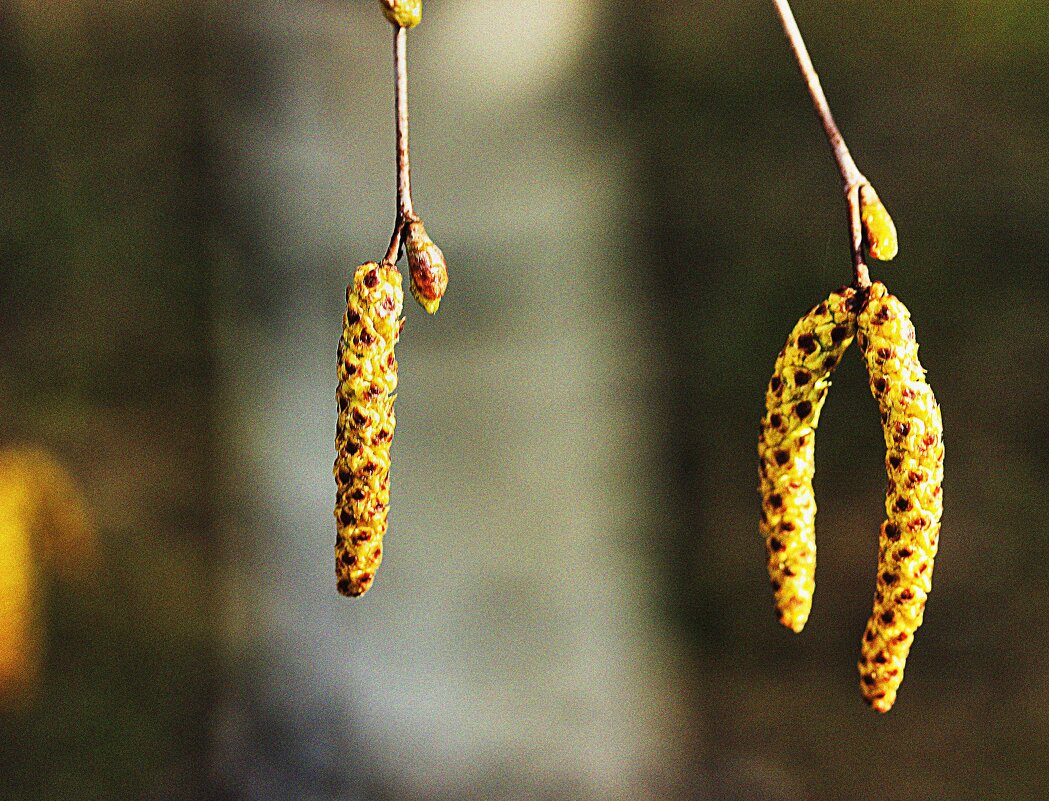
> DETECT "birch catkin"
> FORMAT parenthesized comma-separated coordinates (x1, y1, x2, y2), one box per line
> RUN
(758, 287, 857, 632)
(334, 261, 404, 597)
(856, 281, 944, 712)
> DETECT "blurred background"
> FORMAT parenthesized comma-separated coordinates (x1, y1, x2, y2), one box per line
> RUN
(1, 0, 1047, 798)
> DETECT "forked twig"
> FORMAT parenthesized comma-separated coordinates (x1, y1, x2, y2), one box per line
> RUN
(772, 0, 893, 288)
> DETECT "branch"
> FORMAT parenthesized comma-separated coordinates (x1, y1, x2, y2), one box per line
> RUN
(383, 24, 416, 265)
(772, 0, 899, 289)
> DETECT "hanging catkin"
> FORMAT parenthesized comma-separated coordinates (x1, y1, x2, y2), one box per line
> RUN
(856, 281, 944, 712)
(334, 261, 404, 597)
(759, 286, 857, 632)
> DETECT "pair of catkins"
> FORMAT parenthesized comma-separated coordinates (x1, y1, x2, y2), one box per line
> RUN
(759, 281, 944, 712)
(337, 1, 940, 718)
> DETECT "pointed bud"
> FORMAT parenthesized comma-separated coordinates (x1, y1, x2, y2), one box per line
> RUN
(378, 0, 421, 29)
(860, 184, 898, 262)
(405, 219, 448, 314)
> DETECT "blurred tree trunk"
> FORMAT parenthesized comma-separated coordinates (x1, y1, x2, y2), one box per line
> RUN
(0, 4, 228, 798)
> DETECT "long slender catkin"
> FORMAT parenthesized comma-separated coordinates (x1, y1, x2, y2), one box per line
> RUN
(759, 287, 857, 632)
(334, 261, 404, 597)
(856, 281, 944, 712)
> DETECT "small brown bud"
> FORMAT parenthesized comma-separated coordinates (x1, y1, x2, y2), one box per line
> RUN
(405, 219, 448, 314)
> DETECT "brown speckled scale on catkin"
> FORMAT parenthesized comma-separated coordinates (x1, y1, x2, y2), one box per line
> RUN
(856, 282, 944, 712)
(334, 261, 403, 597)
(758, 286, 858, 633)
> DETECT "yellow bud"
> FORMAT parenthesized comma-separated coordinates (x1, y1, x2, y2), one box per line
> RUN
(379, 0, 422, 29)
(405, 219, 448, 314)
(860, 184, 898, 262)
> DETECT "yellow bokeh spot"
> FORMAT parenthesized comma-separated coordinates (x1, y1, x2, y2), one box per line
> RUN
(0, 447, 97, 707)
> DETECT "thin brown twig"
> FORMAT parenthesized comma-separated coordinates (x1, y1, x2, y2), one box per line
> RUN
(383, 24, 415, 265)
(772, 0, 871, 289)
(847, 184, 869, 289)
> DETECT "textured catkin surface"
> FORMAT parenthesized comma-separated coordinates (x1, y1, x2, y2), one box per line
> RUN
(857, 282, 944, 712)
(758, 287, 857, 633)
(334, 261, 404, 597)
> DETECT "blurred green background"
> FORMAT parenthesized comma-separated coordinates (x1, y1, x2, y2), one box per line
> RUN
(1, 1, 1046, 799)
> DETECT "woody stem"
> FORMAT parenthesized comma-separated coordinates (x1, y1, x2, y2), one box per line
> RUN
(771, 0, 870, 289)
(384, 24, 414, 265)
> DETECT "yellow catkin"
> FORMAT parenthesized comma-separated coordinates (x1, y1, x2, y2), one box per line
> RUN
(856, 282, 944, 712)
(759, 287, 858, 633)
(860, 184, 898, 262)
(334, 261, 404, 597)
(379, 0, 422, 29)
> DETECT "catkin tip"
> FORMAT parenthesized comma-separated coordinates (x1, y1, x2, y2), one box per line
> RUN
(781, 612, 807, 634)
(870, 697, 894, 714)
